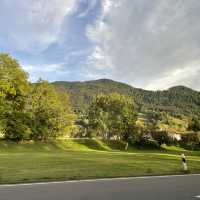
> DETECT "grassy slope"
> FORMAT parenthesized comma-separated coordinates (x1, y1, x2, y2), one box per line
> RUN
(0, 139, 199, 184)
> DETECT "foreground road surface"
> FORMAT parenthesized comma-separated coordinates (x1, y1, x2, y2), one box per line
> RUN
(0, 174, 200, 200)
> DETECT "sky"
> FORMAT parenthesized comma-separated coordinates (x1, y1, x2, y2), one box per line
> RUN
(0, 0, 200, 90)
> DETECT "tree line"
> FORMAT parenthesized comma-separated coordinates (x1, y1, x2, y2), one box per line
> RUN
(75, 93, 200, 150)
(53, 78, 200, 119)
(0, 54, 200, 150)
(0, 54, 75, 141)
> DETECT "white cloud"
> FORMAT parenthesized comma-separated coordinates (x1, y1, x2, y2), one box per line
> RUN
(102, 0, 113, 14)
(2, 0, 200, 90)
(87, 0, 200, 90)
(145, 61, 200, 90)
(22, 63, 70, 82)
(0, 0, 77, 54)
(88, 46, 114, 70)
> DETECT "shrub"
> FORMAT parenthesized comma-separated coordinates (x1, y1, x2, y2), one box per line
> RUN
(180, 132, 200, 150)
(151, 130, 176, 146)
(134, 133, 160, 149)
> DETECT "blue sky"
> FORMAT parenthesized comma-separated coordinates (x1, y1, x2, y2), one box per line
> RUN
(1, 0, 200, 90)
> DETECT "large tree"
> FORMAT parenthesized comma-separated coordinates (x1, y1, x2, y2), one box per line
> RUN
(188, 117, 200, 132)
(29, 80, 75, 140)
(0, 54, 29, 105)
(87, 93, 137, 141)
(0, 54, 75, 141)
(0, 53, 30, 140)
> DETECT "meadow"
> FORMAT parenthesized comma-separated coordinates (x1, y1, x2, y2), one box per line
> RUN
(0, 139, 199, 184)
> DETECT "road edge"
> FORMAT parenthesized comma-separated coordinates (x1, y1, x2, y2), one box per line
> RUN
(1, 173, 200, 187)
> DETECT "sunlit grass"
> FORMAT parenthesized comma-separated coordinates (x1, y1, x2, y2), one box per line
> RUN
(0, 139, 199, 184)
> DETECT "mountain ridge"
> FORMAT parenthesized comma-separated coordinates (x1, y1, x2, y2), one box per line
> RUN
(53, 78, 199, 92)
(52, 79, 200, 118)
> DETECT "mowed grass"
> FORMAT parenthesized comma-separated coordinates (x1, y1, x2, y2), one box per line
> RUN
(0, 139, 199, 184)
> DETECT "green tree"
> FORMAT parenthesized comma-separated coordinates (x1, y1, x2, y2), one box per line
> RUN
(87, 93, 137, 141)
(188, 118, 200, 132)
(29, 80, 75, 140)
(0, 53, 30, 140)
(181, 132, 200, 150)
(0, 54, 29, 106)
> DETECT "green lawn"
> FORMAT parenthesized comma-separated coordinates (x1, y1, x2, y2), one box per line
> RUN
(0, 139, 199, 184)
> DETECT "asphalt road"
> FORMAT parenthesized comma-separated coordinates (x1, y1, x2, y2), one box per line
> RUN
(0, 175, 200, 200)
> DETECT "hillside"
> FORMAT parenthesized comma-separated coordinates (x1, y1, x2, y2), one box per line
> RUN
(53, 79, 200, 118)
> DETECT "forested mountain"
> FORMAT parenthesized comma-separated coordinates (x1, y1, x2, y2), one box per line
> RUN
(53, 79, 200, 118)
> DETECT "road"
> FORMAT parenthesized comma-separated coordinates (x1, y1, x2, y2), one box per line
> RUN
(0, 174, 200, 200)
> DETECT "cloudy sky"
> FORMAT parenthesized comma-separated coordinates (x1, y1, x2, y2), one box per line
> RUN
(0, 0, 200, 90)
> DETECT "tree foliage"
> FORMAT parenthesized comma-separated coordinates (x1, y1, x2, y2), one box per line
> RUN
(0, 54, 75, 141)
(53, 79, 200, 127)
(0, 54, 30, 140)
(1, 54, 200, 149)
(188, 118, 200, 132)
(181, 132, 200, 150)
(29, 81, 75, 140)
(87, 93, 137, 141)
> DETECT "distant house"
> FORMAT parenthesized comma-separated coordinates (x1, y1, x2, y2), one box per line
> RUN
(168, 132, 181, 141)
(160, 128, 182, 141)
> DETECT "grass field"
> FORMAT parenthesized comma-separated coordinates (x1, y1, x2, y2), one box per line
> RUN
(0, 139, 199, 184)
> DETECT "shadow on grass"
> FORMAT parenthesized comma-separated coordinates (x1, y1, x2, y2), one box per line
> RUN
(72, 139, 110, 151)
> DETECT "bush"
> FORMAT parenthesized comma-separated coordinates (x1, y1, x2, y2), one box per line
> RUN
(180, 132, 200, 150)
(151, 131, 176, 146)
(134, 134, 160, 149)
(4, 112, 32, 141)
